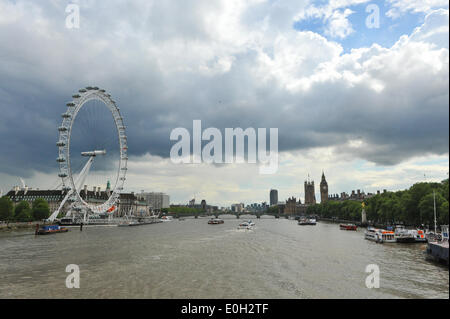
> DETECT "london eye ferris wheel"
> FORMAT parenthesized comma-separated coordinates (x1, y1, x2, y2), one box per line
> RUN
(48, 87, 128, 221)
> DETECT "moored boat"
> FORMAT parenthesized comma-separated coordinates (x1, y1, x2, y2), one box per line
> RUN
(413, 229, 427, 242)
(160, 216, 173, 222)
(365, 227, 395, 243)
(35, 224, 69, 235)
(394, 225, 416, 243)
(340, 224, 357, 231)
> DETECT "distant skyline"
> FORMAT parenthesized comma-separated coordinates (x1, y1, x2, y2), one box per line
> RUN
(0, 1, 448, 207)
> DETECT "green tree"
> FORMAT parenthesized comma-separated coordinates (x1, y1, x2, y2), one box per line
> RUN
(266, 205, 279, 215)
(14, 201, 32, 222)
(439, 201, 449, 225)
(418, 193, 446, 227)
(440, 179, 449, 201)
(0, 197, 14, 221)
(32, 198, 50, 221)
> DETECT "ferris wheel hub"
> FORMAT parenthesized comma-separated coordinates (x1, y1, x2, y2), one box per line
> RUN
(81, 150, 107, 157)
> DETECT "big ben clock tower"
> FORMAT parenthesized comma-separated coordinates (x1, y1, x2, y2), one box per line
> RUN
(320, 171, 329, 203)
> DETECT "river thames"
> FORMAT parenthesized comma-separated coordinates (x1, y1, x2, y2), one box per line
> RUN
(0, 217, 448, 299)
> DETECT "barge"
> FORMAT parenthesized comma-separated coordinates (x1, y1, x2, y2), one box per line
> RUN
(426, 225, 449, 265)
(35, 224, 69, 235)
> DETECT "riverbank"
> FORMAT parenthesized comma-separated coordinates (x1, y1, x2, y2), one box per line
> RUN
(317, 217, 367, 227)
(0, 222, 41, 232)
(317, 217, 422, 229)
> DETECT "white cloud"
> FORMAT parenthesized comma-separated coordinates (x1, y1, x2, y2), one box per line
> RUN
(295, 0, 370, 39)
(387, 0, 449, 19)
(0, 1, 448, 205)
(409, 9, 449, 48)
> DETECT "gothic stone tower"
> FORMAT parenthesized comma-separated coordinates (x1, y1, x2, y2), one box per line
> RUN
(320, 171, 329, 203)
(304, 180, 316, 205)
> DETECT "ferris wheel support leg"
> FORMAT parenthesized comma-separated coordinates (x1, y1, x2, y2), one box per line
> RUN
(48, 190, 73, 222)
(48, 156, 95, 222)
(75, 156, 95, 192)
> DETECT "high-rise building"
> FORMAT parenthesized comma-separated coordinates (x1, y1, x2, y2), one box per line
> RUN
(320, 171, 328, 203)
(231, 203, 245, 213)
(270, 189, 278, 206)
(139, 192, 170, 210)
(201, 199, 206, 211)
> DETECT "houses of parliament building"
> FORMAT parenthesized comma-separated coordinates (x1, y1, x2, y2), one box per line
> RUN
(282, 172, 329, 215)
(281, 171, 383, 215)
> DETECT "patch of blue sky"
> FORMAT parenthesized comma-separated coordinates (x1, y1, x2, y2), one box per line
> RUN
(356, 160, 389, 172)
(413, 157, 449, 166)
(293, 0, 428, 53)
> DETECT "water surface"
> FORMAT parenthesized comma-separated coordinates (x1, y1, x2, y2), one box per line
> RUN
(0, 217, 448, 298)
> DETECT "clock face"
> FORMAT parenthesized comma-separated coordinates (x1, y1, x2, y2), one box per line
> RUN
(322, 186, 327, 191)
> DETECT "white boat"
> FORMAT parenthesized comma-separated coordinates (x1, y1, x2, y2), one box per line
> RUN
(412, 229, 427, 242)
(298, 217, 316, 225)
(160, 216, 173, 222)
(365, 227, 396, 243)
(238, 220, 255, 229)
(365, 227, 377, 241)
(394, 225, 416, 243)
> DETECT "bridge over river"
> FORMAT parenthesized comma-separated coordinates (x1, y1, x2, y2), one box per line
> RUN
(164, 211, 298, 219)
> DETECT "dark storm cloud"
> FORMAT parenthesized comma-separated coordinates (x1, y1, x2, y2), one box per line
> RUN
(0, 1, 448, 178)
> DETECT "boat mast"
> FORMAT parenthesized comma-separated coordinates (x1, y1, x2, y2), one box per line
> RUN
(433, 190, 437, 234)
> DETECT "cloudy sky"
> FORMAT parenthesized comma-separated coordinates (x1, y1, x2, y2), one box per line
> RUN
(0, 0, 448, 207)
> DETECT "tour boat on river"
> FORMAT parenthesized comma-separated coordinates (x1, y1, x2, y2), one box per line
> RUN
(208, 218, 224, 225)
(298, 217, 316, 225)
(365, 227, 396, 243)
(394, 225, 416, 243)
(340, 224, 357, 231)
(413, 229, 427, 242)
(238, 220, 255, 229)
